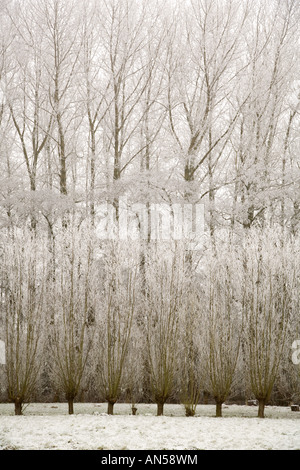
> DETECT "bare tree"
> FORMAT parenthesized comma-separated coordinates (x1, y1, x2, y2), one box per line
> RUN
(34, 0, 84, 197)
(242, 227, 296, 418)
(202, 239, 243, 417)
(96, 0, 168, 220)
(1, 229, 49, 415)
(79, 1, 111, 222)
(96, 241, 138, 415)
(179, 283, 204, 417)
(47, 223, 96, 414)
(166, 0, 250, 210)
(144, 244, 186, 416)
(5, 2, 53, 228)
(0, 6, 25, 229)
(122, 324, 144, 415)
(229, 0, 299, 231)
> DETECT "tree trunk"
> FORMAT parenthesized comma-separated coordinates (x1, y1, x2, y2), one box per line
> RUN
(107, 401, 115, 415)
(14, 399, 23, 416)
(208, 133, 216, 239)
(216, 401, 223, 418)
(57, 118, 67, 196)
(157, 402, 164, 416)
(90, 129, 96, 223)
(185, 405, 195, 417)
(258, 399, 266, 418)
(68, 398, 74, 415)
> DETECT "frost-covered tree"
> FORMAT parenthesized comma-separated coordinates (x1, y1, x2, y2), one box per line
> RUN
(179, 283, 204, 417)
(47, 224, 96, 414)
(144, 244, 187, 416)
(6, 2, 52, 200)
(229, 0, 300, 231)
(202, 239, 243, 417)
(95, 242, 138, 415)
(242, 227, 297, 418)
(122, 324, 144, 414)
(166, 0, 250, 217)
(1, 229, 49, 415)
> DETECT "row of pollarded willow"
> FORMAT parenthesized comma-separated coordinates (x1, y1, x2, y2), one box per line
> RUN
(0, 225, 298, 417)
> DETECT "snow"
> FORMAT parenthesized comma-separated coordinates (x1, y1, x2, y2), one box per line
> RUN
(0, 403, 299, 450)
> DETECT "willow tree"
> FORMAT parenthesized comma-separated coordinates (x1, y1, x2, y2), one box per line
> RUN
(202, 239, 243, 417)
(144, 244, 187, 416)
(96, 242, 138, 415)
(242, 227, 296, 418)
(179, 285, 203, 417)
(1, 229, 49, 415)
(48, 224, 96, 414)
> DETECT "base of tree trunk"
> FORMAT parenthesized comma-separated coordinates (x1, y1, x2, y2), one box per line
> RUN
(68, 399, 74, 415)
(216, 402, 223, 417)
(157, 402, 164, 416)
(258, 399, 265, 418)
(107, 402, 115, 415)
(14, 400, 23, 416)
(132, 406, 137, 415)
(185, 405, 196, 417)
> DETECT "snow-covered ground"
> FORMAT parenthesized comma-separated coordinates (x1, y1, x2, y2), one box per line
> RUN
(0, 403, 299, 450)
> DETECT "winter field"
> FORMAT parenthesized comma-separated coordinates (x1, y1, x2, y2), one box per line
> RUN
(0, 403, 299, 450)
